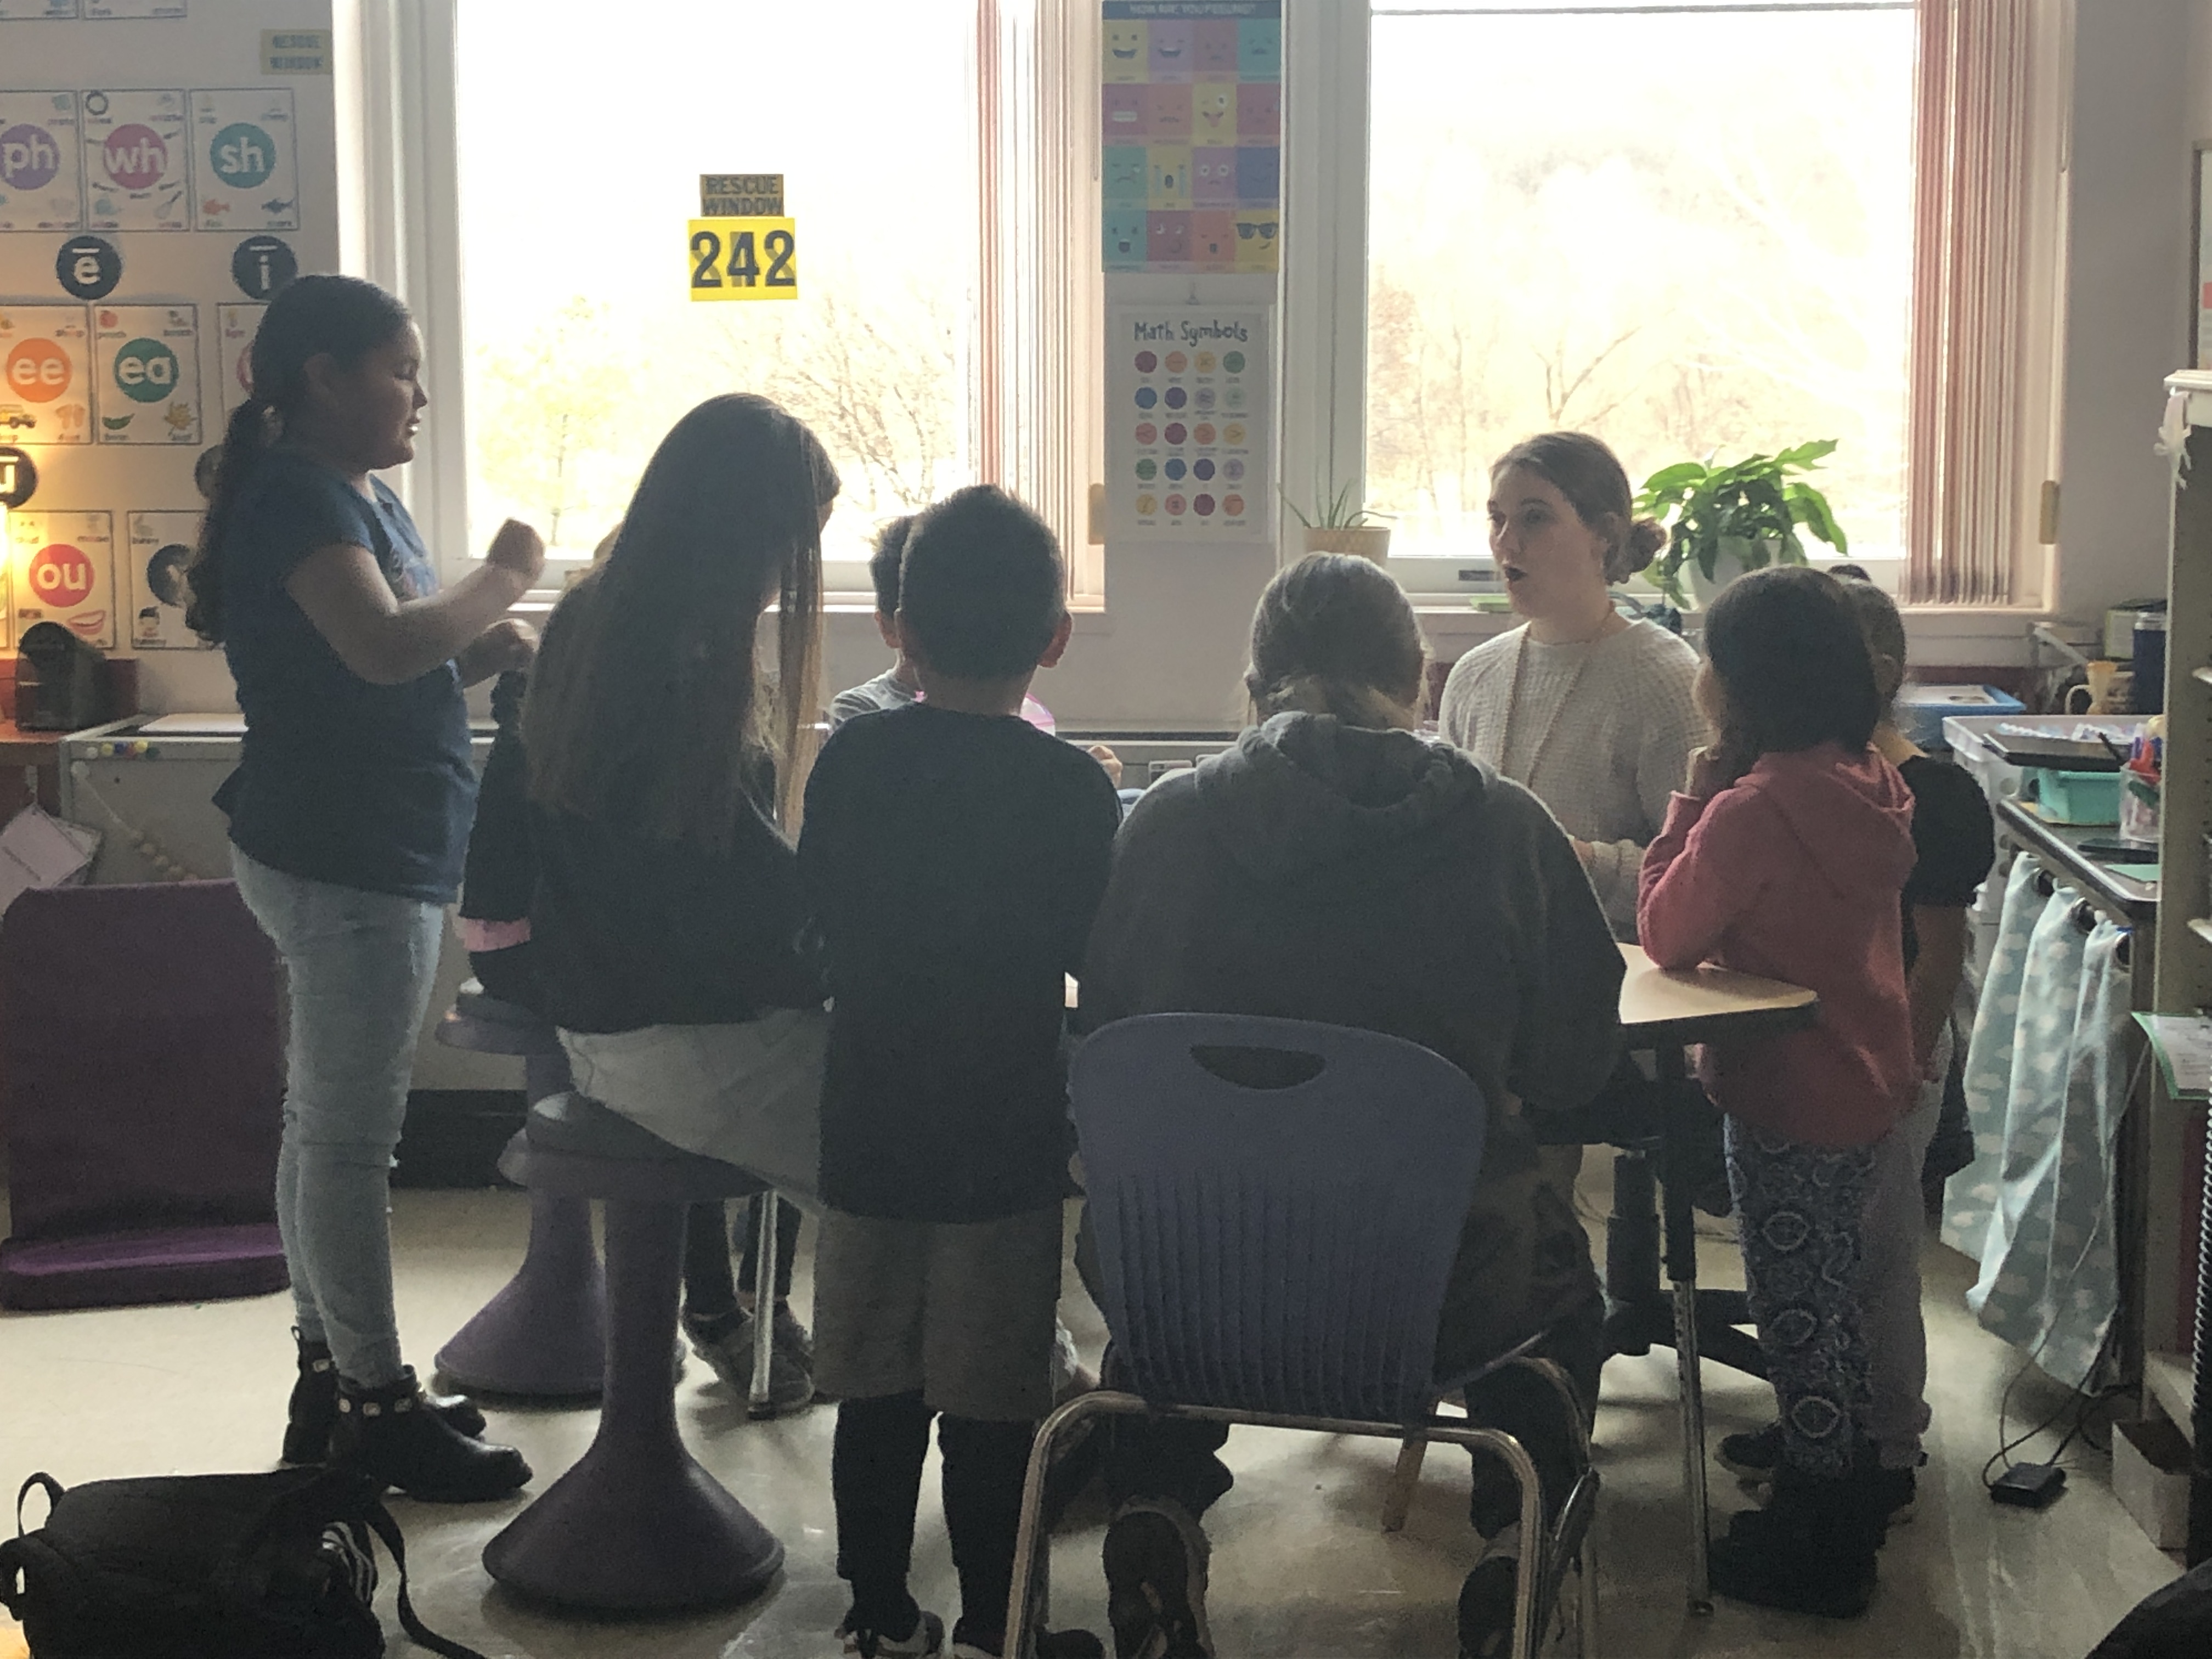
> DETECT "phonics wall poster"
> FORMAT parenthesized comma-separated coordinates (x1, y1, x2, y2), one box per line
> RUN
(93, 302, 199, 444)
(191, 88, 295, 231)
(1102, 1, 1280, 274)
(0, 92, 84, 232)
(1, 303, 93, 443)
(82, 89, 189, 232)
(216, 300, 260, 418)
(9, 506, 115, 648)
(127, 506, 200, 647)
(1106, 303, 1271, 542)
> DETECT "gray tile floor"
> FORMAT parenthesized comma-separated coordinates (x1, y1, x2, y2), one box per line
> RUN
(0, 1183, 2183, 1658)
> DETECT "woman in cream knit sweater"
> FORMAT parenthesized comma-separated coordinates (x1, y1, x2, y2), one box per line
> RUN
(1439, 432, 1702, 937)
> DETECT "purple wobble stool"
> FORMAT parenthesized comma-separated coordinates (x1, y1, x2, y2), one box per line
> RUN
(431, 983, 607, 1398)
(482, 1092, 783, 1612)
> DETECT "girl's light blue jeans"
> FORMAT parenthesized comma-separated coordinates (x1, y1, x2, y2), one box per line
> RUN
(233, 847, 444, 1387)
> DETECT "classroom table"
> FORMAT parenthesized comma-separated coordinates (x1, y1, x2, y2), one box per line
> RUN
(1612, 942, 1819, 1611)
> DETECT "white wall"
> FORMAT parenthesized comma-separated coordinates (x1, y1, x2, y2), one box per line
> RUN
(2055, 0, 2197, 619)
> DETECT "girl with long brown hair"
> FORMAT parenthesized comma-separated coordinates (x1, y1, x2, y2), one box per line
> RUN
(525, 393, 838, 1396)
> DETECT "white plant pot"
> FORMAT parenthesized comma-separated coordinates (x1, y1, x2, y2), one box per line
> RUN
(1304, 525, 1391, 562)
(1685, 537, 1781, 607)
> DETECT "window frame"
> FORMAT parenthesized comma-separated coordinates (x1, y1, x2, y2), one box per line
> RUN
(1327, 0, 2042, 611)
(347, 0, 1102, 608)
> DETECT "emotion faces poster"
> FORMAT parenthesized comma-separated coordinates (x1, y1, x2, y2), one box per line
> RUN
(128, 510, 206, 649)
(94, 304, 201, 445)
(0, 306, 93, 445)
(1101, 3, 1279, 274)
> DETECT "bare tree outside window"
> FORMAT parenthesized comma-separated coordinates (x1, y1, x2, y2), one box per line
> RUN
(455, 1, 976, 563)
(1368, 2, 1914, 565)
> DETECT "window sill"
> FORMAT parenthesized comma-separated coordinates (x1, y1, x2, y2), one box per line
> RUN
(825, 601, 1113, 634)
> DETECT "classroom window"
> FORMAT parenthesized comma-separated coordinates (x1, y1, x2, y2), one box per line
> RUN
(453, 1, 980, 578)
(1363, 0, 1915, 571)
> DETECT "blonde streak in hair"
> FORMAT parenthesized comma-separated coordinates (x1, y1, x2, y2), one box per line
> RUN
(776, 526, 825, 834)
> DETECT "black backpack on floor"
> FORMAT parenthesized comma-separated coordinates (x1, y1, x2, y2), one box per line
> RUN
(0, 1467, 487, 1658)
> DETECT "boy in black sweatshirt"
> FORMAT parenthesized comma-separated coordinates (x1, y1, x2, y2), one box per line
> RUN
(801, 486, 1119, 1659)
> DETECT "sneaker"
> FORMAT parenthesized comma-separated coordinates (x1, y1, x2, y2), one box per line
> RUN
(1716, 1420, 1784, 1483)
(1102, 1498, 1213, 1659)
(839, 1609, 946, 1657)
(1455, 1525, 1523, 1659)
(685, 1300, 815, 1413)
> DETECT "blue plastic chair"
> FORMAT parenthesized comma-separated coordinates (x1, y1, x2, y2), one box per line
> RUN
(1005, 1014, 1598, 1659)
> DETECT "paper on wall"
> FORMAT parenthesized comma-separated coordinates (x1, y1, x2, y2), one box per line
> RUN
(93, 303, 199, 446)
(191, 88, 296, 232)
(0, 304, 93, 446)
(81, 88, 188, 231)
(216, 302, 263, 421)
(1106, 304, 1272, 544)
(0, 91, 83, 231)
(127, 509, 202, 650)
(9, 507, 115, 649)
(0, 1, 78, 18)
(86, 0, 188, 16)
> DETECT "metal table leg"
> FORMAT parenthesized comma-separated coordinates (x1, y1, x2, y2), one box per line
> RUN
(1658, 1045, 1714, 1614)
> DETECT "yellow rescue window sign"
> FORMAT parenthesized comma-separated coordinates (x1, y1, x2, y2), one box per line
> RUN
(688, 218, 798, 302)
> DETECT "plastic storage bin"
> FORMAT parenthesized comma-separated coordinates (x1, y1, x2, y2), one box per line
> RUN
(1895, 684, 2025, 752)
(2022, 768, 2121, 825)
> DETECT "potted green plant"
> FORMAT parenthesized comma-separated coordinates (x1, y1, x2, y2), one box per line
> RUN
(1284, 481, 1392, 562)
(1634, 439, 1848, 608)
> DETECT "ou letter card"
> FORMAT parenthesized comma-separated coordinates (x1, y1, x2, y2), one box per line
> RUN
(127, 510, 204, 649)
(191, 89, 296, 232)
(81, 89, 188, 232)
(94, 303, 200, 445)
(0, 305, 93, 446)
(216, 303, 263, 421)
(0, 92, 83, 231)
(10, 509, 115, 650)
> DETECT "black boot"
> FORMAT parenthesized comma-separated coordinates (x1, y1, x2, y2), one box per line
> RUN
(1708, 1464, 1880, 1619)
(283, 1332, 487, 1466)
(332, 1367, 531, 1503)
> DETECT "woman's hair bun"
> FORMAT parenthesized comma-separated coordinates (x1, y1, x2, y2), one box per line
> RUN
(1611, 516, 1668, 580)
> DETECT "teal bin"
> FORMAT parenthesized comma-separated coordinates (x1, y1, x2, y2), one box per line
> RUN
(2023, 768, 2121, 826)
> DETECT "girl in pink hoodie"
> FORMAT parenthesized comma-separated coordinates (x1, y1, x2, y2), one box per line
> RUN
(1638, 566, 1917, 1621)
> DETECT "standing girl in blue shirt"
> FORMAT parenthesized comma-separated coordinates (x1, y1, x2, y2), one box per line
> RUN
(186, 274, 543, 1502)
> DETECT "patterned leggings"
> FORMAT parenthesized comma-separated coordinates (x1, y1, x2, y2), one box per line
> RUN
(1725, 1118, 1876, 1479)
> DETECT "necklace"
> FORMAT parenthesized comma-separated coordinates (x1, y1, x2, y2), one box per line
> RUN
(1496, 626, 1601, 786)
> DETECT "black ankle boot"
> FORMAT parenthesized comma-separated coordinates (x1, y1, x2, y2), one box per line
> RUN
(331, 1367, 531, 1503)
(284, 1333, 487, 1466)
(1709, 1465, 1879, 1618)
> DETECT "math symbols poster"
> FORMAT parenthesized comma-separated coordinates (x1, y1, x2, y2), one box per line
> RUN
(1106, 304, 1271, 543)
(1102, 2, 1279, 274)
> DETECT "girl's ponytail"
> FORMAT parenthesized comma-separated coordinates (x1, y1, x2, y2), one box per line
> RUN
(180, 274, 413, 645)
(184, 397, 275, 642)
